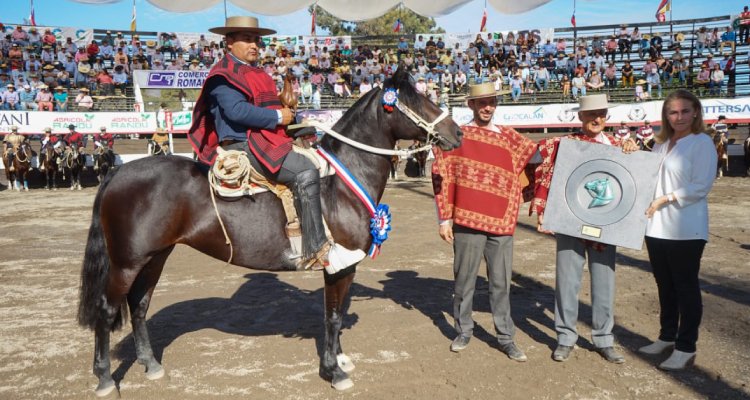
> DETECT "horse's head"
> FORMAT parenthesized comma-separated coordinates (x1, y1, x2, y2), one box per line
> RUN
(381, 66, 462, 151)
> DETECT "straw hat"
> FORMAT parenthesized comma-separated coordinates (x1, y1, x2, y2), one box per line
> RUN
(636, 79, 647, 85)
(78, 64, 91, 73)
(100, 126, 107, 131)
(43, 64, 55, 70)
(80, 87, 89, 92)
(155, 127, 167, 133)
(466, 82, 499, 100)
(6, 83, 14, 88)
(209, 16, 276, 36)
(573, 94, 613, 112)
(10, 125, 18, 131)
(44, 127, 52, 133)
(675, 32, 685, 42)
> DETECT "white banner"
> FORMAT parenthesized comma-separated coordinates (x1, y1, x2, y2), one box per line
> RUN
(416, 28, 556, 53)
(156, 110, 193, 132)
(132, 70, 209, 89)
(0, 111, 157, 134)
(2, 24, 93, 48)
(453, 97, 750, 128)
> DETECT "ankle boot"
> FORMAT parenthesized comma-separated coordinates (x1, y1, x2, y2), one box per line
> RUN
(659, 349, 695, 371)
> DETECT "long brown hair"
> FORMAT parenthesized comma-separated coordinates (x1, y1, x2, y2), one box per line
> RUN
(657, 89, 706, 143)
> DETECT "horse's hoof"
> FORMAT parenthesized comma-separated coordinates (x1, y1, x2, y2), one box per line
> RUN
(94, 381, 116, 397)
(337, 353, 355, 373)
(331, 378, 354, 391)
(145, 366, 165, 380)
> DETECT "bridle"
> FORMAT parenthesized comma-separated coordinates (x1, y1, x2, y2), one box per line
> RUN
(294, 87, 454, 157)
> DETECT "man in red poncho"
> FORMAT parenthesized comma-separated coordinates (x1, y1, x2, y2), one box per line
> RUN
(432, 82, 537, 361)
(188, 17, 331, 269)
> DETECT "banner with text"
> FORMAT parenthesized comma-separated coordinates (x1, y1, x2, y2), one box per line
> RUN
(0, 111, 157, 134)
(452, 97, 750, 128)
(132, 70, 209, 89)
(299, 36, 352, 52)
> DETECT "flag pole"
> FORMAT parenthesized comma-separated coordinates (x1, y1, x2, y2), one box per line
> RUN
(573, 0, 577, 51)
(224, 0, 228, 20)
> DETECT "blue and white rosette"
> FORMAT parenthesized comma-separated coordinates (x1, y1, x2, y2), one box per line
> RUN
(368, 204, 391, 258)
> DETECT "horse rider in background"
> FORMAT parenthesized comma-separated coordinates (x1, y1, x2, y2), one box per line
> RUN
(150, 127, 171, 154)
(636, 120, 655, 150)
(38, 127, 60, 171)
(94, 126, 115, 151)
(3, 125, 27, 171)
(189, 17, 332, 270)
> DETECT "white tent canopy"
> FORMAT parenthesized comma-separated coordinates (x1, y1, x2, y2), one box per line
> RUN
(68, 0, 553, 21)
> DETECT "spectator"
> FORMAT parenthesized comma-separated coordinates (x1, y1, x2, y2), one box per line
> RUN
(639, 34, 652, 60)
(709, 64, 724, 96)
(86, 40, 99, 64)
(35, 84, 53, 110)
(618, 24, 631, 60)
(603, 61, 617, 89)
(630, 27, 642, 53)
(509, 71, 523, 101)
(19, 84, 37, 110)
(740, 6, 750, 44)
(721, 53, 736, 97)
(621, 60, 634, 87)
(707, 28, 720, 54)
(11, 26, 29, 47)
(586, 70, 605, 91)
(95, 69, 113, 95)
(635, 79, 647, 101)
(535, 64, 550, 91)
(1, 83, 20, 110)
(720, 26, 736, 54)
(454, 70, 467, 92)
(75, 87, 93, 111)
(53, 87, 68, 111)
(560, 74, 571, 99)
(605, 36, 617, 63)
(571, 71, 586, 98)
(646, 67, 662, 98)
(650, 33, 663, 56)
(694, 65, 711, 95)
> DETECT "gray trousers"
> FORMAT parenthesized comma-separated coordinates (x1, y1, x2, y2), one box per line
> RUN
(554, 234, 617, 348)
(452, 224, 516, 344)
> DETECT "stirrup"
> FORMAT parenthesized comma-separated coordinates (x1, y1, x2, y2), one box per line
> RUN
(302, 241, 333, 271)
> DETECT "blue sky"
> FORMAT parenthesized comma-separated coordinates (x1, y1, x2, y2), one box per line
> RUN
(3, 0, 746, 35)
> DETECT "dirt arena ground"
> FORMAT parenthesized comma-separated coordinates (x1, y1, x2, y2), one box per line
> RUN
(1, 139, 749, 399)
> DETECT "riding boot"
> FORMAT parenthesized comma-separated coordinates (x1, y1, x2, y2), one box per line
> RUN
(292, 169, 331, 269)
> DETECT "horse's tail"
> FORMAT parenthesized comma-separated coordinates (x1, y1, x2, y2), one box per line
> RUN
(77, 168, 128, 331)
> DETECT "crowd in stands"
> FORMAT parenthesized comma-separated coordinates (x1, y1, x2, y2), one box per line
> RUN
(0, 24, 219, 111)
(0, 7, 746, 112)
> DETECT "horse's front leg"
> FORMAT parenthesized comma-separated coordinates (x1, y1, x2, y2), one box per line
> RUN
(321, 268, 356, 390)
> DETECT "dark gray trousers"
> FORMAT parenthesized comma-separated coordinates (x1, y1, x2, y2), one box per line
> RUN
(452, 224, 516, 344)
(554, 234, 617, 348)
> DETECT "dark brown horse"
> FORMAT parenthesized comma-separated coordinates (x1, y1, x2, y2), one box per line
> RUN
(92, 146, 115, 183)
(3, 142, 32, 191)
(77, 67, 462, 397)
(61, 144, 85, 190)
(41, 145, 60, 190)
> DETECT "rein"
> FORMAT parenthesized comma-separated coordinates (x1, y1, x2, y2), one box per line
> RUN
(289, 89, 451, 158)
(15, 145, 30, 163)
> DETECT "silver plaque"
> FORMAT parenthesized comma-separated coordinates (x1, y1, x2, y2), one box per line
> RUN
(542, 138, 664, 250)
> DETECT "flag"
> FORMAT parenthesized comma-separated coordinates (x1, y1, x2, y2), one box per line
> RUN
(480, 8, 488, 32)
(571, 14, 576, 27)
(392, 18, 403, 33)
(130, 0, 137, 31)
(655, 0, 670, 22)
(311, 6, 316, 35)
(29, 0, 36, 26)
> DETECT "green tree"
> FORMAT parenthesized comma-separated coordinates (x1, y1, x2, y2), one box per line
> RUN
(310, 6, 444, 36)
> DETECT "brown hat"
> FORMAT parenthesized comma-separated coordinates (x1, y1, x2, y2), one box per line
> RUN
(209, 16, 276, 36)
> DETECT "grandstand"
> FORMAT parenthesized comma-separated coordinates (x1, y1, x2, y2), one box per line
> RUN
(0, 13, 744, 113)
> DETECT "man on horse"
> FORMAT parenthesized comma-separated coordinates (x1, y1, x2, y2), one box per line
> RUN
(189, 16, 331, 269)
(432, 83, 537, 361)
(150, 127, 170, 155)
(636, 120, 655, 150)
(63, 124, 86, 166)
(38, 127, 60, 171)
(94, 126, 115, 150)
(615, 121, 631, 141)
(3, 125, 26, 172)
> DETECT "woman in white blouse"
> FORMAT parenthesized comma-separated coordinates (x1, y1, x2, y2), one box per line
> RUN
(640, 89, 717, 371)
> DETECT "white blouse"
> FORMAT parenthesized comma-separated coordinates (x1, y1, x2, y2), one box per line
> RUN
(646, 133, 717, 241)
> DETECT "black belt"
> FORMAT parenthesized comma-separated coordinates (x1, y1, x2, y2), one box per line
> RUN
(219, 139, 246, 147)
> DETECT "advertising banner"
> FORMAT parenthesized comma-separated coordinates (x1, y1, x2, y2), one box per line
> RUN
(132, 70, 209, 89)
(2, 24, 93, 48)
(156, 110, 192, 132)
(452, 97, 750, 128)
(0, 111, 157, 134)
(170, 31, 223, 48)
